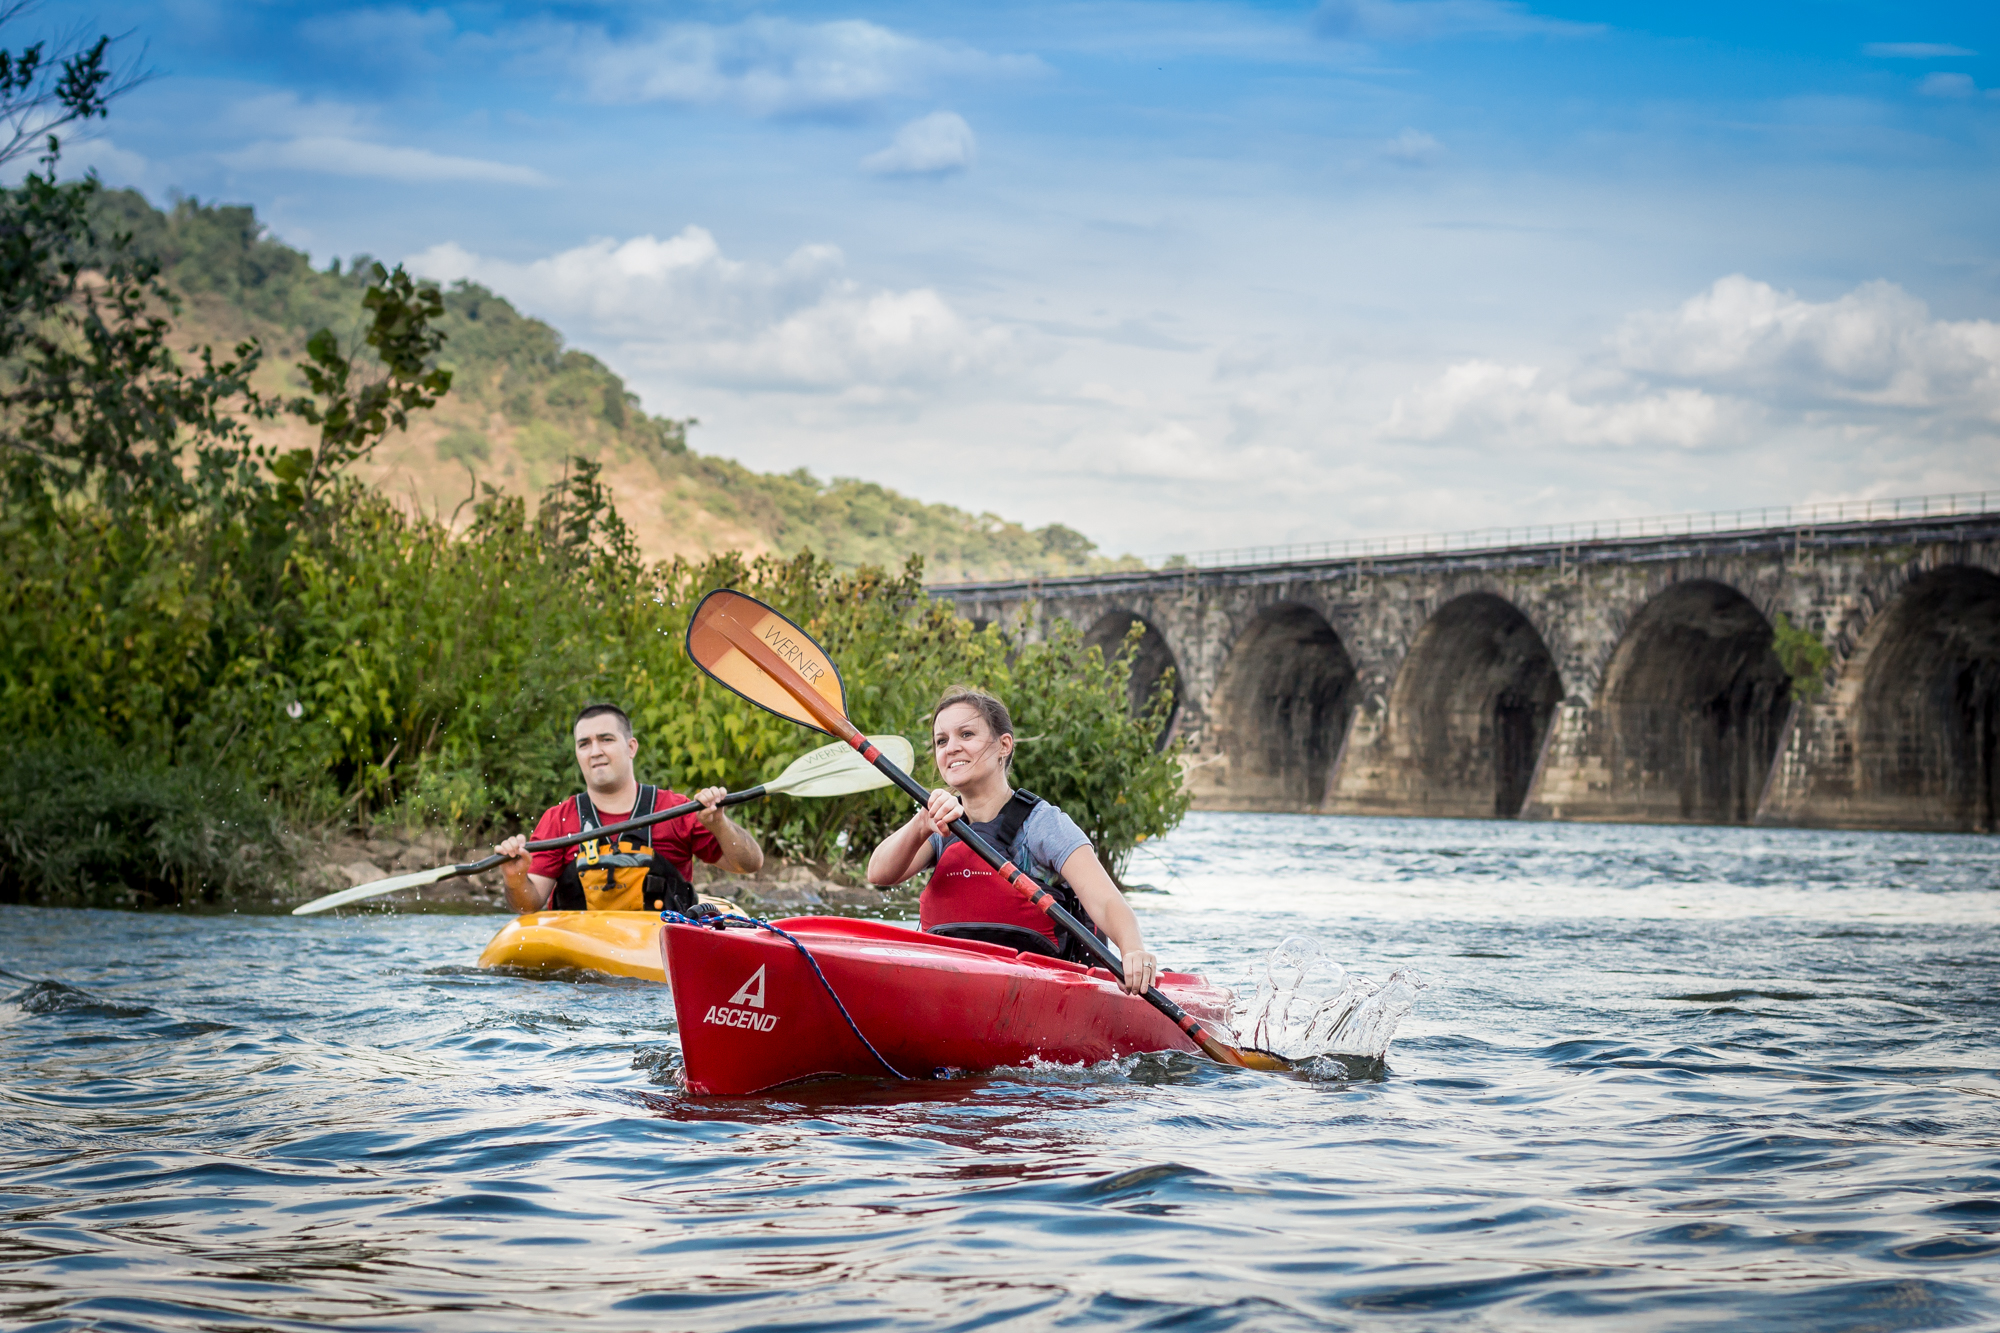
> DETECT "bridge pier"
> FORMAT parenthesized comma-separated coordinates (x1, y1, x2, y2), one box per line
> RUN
(936, 511, 2000, 834)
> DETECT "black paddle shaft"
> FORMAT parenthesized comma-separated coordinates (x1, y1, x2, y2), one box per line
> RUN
(863, 746, 1211, 1033)
(445, 787, 768, 881)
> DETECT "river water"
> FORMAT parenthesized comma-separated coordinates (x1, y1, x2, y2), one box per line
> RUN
(5, 813, 2000, 1332)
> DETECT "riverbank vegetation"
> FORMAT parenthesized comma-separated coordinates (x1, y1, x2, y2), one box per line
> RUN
(0, 151, 1185, 910)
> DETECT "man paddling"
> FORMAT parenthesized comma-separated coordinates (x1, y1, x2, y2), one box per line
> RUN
(494, 704, 763, 913)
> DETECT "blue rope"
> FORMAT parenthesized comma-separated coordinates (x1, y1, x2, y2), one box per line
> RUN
(663, 910, 910, 1081)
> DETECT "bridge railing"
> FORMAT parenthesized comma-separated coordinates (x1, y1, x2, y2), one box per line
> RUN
(1137, 490, 2000, 572)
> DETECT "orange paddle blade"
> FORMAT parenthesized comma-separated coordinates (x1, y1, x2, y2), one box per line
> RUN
(685, 589, 848, 736)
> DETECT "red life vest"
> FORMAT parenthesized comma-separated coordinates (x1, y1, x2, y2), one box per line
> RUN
(919, 789, 1101, 956)
(923, 838, 1065, 950)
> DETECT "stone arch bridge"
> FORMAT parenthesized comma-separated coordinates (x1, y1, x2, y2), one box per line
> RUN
(932, 508, 2000, 832)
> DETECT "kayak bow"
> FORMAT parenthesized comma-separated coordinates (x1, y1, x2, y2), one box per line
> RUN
(477, 896, 743, 981)
(478, 910, 670, 981)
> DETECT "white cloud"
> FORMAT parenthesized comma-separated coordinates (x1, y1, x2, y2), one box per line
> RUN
(549, 17, 1036, 116)
(1918, 71, 1980, 98)
(218, 92, 373, 140)
(1386, 360, 1725, 447)
(409, 227, 1011, 392)
(299, 5, 458, 53)
(224, 136, 549, 186)
(1613, 275, 2000, 414)
(1314, 0, 1599, 42)
(209, 93, 546, 187)
(53, 136, 153, 186)
(1387, 275, 2000, 455)
(1381, 128, 1444, 165)
(862, 111, 976, 176)
(395, 223, 1999, 557)
(1864, 42, 1977, 58)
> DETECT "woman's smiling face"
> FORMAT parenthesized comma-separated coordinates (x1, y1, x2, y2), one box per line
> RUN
(932, 702, 1013, 791)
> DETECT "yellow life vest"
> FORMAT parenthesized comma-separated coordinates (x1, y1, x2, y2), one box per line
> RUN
(550, 786, 696, 913)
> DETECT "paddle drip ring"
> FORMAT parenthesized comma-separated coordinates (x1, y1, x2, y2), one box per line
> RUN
(662, 911, 911, 1081)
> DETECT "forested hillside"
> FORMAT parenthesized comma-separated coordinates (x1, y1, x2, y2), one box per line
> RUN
(93, 191, 1124, 579)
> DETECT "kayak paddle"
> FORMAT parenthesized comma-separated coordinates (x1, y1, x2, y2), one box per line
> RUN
(290, 734, 917, 916)
(683, 587, 1292, 1074)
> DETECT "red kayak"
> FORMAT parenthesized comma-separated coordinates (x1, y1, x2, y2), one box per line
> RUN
(661, 916, 1238, 1096)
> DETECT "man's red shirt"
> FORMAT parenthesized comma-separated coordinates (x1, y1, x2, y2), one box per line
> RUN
(527, 789, 723, 884)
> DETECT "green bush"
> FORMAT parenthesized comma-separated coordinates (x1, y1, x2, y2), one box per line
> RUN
(1772, 613, 1832, 702)
(0, 742, 294, 908)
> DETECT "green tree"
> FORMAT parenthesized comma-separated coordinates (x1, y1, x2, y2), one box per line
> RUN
(1004, 620, 1188, 885)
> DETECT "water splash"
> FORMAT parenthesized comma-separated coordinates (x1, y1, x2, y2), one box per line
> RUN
(1235, 936, 1425, 1062)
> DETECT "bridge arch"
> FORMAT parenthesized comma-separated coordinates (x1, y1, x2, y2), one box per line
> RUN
(1389, 593, 1563, 818)
(1598, 579, 1791, 823)
(1207, 603, 1357, 810)
(1082, 610, 1182, 746)
(1850, 564, 2000, 831)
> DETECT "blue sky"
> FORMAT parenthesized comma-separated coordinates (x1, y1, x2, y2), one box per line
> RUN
(39, 0, 2000, 554)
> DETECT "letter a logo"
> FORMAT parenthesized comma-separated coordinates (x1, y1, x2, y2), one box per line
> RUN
(728, 965, 767, 1010)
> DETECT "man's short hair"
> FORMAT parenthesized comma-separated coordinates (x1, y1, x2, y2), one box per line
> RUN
(573, 703, 633, 739)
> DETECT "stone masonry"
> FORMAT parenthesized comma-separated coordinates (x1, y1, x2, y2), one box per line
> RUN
(933, 512, 2000, 833)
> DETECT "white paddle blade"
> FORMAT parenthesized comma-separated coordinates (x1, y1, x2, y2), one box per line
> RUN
(291, 864, 460, 916)
(766, 734, 915, 799)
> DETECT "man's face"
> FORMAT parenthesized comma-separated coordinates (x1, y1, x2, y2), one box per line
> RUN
(574, 716, 638, 793)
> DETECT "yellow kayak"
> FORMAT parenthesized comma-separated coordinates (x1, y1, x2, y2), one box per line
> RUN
(476, 898, 740, 982)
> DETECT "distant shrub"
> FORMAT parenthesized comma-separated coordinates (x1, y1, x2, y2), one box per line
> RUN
(1772, 613, 1832, 702)
(436, 427, 490, 463)
(513, 419, 575, 466)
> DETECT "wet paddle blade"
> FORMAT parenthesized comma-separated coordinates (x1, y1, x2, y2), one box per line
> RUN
(767, 735, 915, 799)
(291, 864, 461, 916)
(1182, 1023, 1295, 1072)
(687, 590, 846, 736)
(1235, 1047, 1297, 1073)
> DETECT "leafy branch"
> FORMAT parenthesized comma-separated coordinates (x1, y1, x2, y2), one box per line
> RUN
(0, 3, 147, 169)
(270, 263, 454, 514)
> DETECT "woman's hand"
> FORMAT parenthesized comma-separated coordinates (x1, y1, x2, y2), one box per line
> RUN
(1120, 947, 1160, 995)
(919, 788, 964, 837)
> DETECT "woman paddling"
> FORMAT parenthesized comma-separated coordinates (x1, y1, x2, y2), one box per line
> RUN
(866, 687, 1161, 996)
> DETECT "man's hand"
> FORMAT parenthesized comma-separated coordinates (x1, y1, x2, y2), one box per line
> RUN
(493, 833, 548, 913)
(693, 786, 730, 829)
(695, 787, 764, 873)
(494, 833, 531, 876)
